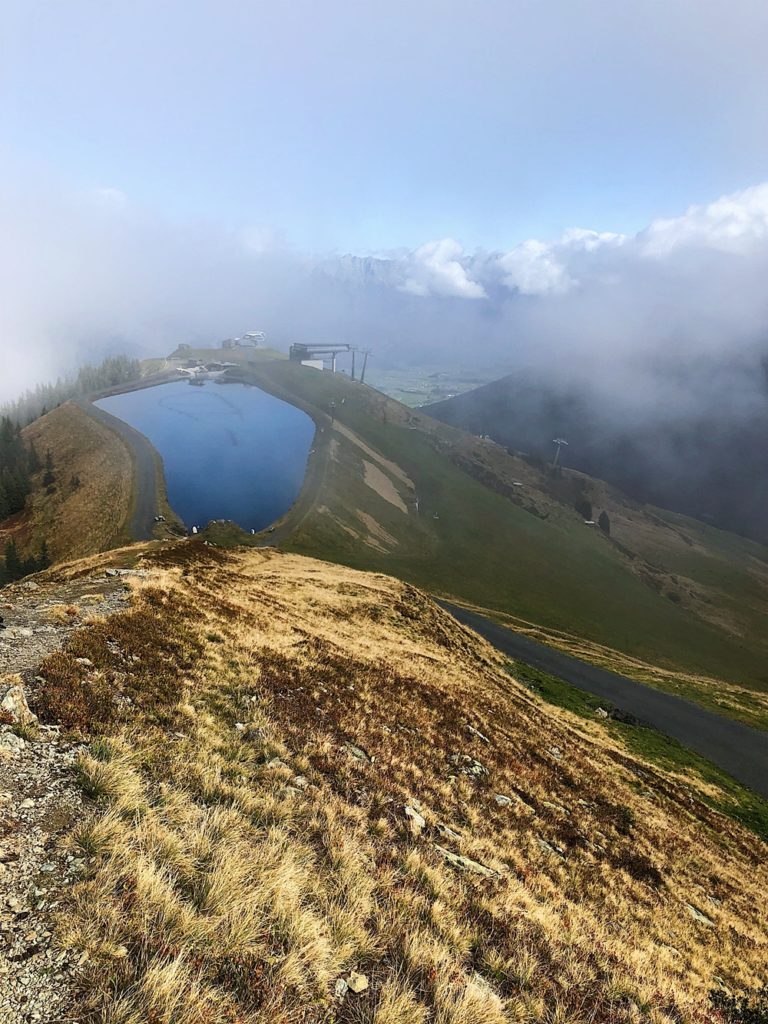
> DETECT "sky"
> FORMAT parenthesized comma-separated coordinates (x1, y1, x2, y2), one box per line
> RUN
(3, 0, 768, 251)
(2, 0, 768, 400)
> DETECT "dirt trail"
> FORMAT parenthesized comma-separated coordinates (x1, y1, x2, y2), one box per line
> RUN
(74, 397, 160, 542)
(0, 572, 135, 1023)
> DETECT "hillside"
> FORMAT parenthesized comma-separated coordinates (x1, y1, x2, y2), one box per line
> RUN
(1, 540, 766, 1022)
(424, 372, 768, 546)
(232, 360, 768, 711)
(0, 402, 135, 566)
(5, 353, 768, 721)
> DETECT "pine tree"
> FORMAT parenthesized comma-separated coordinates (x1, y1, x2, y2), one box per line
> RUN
(42, 448, 56, 488)
(37, 540, 50, 571)
(4, 539, 21, 580)
(28, 441, 42, 473)
(575, 498, 593, 520)
(598, 511, 611, 536)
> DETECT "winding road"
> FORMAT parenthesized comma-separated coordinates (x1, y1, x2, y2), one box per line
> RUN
(439, 601, 768, 798)
(75, 398, 159, 542)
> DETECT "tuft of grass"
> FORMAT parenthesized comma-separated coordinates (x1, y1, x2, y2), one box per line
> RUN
(512, 660, 768, 842)
(47, 604, 81, 624)
(45, 546, 768, 1024)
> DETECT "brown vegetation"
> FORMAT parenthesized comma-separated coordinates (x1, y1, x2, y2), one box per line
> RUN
(32, 542, 767, 1023)
(0, 402, 133, 563)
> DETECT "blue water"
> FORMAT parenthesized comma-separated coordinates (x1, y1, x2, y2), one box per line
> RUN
(96, 381, 314, 531)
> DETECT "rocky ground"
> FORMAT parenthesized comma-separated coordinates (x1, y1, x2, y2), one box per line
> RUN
(0, 572, 132, 678)
(0, 570, 137, 1024)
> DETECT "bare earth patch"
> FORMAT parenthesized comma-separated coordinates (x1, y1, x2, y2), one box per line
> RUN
(332, 422, 414, 488)
(361, 460, 408, 513)
(354, 509, 400, 551)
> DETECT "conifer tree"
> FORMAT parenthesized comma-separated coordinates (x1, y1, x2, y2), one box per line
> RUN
(42, 448, 56, 488)
(4, 539, 21, 579)
(28, 441, 42, 473)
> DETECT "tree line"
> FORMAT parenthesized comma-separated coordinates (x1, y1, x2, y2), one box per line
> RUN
(0, 354, 142, 427)
(0, 417, 52, 582)
(0, 352, 141, 585)
(0, 416, 36, 522)
(1, 539, 50, 584)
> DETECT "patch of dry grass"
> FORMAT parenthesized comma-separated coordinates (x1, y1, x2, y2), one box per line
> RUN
(44, 542, 767, 1022)
(46, 603, 81, 624)
(0, 402, 134, 563)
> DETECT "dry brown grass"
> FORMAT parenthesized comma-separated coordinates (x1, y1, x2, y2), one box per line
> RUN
(46, 603, 81, 624)
(40, 541, 767, 1023)
(0, 402, 134, 563)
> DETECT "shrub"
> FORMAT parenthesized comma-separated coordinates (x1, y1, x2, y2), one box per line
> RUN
(711, 985, 768, 1024)
(575, 498, 593, 520)
(612, 849, 664, 888)
(34, 652, 116, 732)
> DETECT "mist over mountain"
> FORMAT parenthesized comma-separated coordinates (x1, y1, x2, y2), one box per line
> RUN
(3, 175, 768, 537)
(426, 363, 768, 543)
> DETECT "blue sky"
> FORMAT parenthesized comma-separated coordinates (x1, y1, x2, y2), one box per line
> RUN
(3, 0, 768, 401)
(4, 0, 768, 251)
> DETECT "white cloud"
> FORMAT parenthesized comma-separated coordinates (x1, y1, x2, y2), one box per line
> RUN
(2, 170, 768, 415)
(90, 186, 130, 211)
(639, 182, 768, 257)
(484, 228, 622, 297)
(394, 227, 627, 301)
(497, 239, 575, 296)
(400, 238, 487, 299)
(394, 182, 768, 301)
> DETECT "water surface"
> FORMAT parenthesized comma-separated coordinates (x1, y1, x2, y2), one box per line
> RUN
(96, 381, 314, 531)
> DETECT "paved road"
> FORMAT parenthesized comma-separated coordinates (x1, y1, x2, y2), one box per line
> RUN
(438, 601, 768, 798)
(75, 398, 159, 542)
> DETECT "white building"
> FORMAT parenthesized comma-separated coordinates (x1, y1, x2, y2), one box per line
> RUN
(237, 331, 266, 348)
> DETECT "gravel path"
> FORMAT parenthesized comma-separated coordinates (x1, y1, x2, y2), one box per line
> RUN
(74, 397, 160, 542)
(0, 572, 135, 1023)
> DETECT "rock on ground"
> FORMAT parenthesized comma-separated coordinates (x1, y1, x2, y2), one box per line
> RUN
(0, 570, 133, 1023)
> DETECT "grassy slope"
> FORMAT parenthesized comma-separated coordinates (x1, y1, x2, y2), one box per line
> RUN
(0, 402, 134, 564)
(31, 542, 768, 1022)
(166, 345, 287, 365)
(511, 660, 768, 840)
(237, 361, 768, 695)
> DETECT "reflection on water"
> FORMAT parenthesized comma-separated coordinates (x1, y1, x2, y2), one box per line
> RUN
(96, 381, 314, 531)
